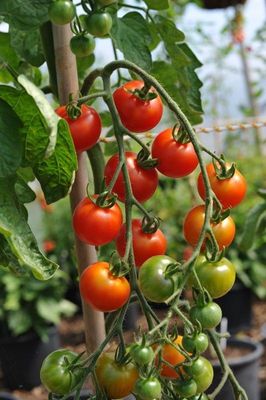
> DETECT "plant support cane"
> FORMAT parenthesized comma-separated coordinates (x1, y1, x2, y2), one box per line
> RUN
(52, 24, 105, 354)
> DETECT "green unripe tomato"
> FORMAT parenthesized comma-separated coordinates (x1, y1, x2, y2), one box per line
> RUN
(184, 356, 214, 394)
(130, 344, 154, 366)
(175, 379, 197, 398)
(182, 332, 209, 354)
(134, 377, 162, 400)
(70, 34, 95, 57)
(48, 0, 76, 25)
(190, 302, 222, 330)
(85, 12, 113, 37)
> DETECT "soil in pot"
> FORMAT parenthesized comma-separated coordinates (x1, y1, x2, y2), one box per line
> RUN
(208, 337, 263, 400)
(216, 279, 253, 333)
(0, 326, 60, 391)
(203, 0, 246, 9)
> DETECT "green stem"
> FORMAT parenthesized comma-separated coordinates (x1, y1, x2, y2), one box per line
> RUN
(78, 91, 108, 105)
(87, 143, 106, 194)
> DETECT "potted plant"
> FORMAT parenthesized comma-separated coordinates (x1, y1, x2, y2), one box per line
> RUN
(0, 268, 76, 390)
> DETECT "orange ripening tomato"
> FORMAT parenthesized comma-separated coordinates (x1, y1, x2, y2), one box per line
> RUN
(56, 104, 101, 152)
(151, 129, 199, 178)
(73, 196, 123, 246)
(197, 163, 247, 209)
(183, 205, 236, 250)
(113, 80, 163, 133)
(116, 219, 167, 267)
(79, 262, 130, 312)
(158, 336, 186, 378)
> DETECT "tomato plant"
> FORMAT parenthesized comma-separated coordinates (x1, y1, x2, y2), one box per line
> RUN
(197, 163, 247, 209)
(73, 196, 123, 246)
(48, 0, 76, 25)
(183, 205, 236, 250)
(116, 219, 167, 267)
(191, 257, 236, 298)
(56, 104, 101, 152)
(113, 80, 163, 133)
(40, 349, 83, 395)
(70, 34, 95, 57)
(104, 152, 158, 203)
(79, 261, 130, 312)
(134, 377, 162, 400)
(139, 255, 179, 303)
(85, 12, 113, 37)
(96, 352, 138, 399)
(151, 128, 199, 178)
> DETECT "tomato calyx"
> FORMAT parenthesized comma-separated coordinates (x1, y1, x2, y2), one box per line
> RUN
(115, 342, 132, 365)
(137, 148, 158, 169)
(95, 190, 118, 208)
(109, 253, 130, 277)
(66, 96, 82, 119)
(204, 237, 225, 263)
(127, 82, 158, 101)
(172, 123, 191, 144)
(212, 157, 236, 180)
(164, 261, 182, 279)
(141, 215, 161, 234)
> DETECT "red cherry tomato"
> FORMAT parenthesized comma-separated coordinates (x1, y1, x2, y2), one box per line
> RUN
(151, 129, 199, 178)
(116, 219, 167, 267)
(183, 205, 236, 250)
(56, 104, 101, 152)
(79, 262, 130, 312)
(104, 152, 158, 203)
(73, 196, 123, 246)
(113, 80, 163, 133)
(197, 163, 247, 209)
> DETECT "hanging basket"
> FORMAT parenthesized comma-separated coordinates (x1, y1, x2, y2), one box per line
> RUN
(203, 0, 246, 9)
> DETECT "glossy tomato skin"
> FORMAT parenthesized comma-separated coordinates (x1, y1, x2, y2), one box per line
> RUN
(183, 205, 236, 250)
(192, 257, 236, 299)
(56, 104, 101, 152)
(116, 219, 167, 267)
(190, 302, 222, 330)
(113, 80, 163, 133)
(184, 356, 214, 394)
(79, 262, 130, 312)
(73, 196, 123, 246)
(151, 129, 199, 178)
(159, 335, 185, 378)
(134, 377, 162, 400)
(48, 0, 76, 25)
(40, 349, 83, 395)
(130, 344, 155, 366)
(96, 352, 138, 399)
(104, 152, 158, 203)
(85, 12, 113, 37)
(197, 163, 247, 209)
(175, 379, 197, 398)
(139, 255, 179, 303)
(70, 34, 95, 57)
(182, 333, 209, 354)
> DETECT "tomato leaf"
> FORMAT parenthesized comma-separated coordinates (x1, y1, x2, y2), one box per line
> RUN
(0, 0, 51, 31)
(144, 0, 170, 10)
(33, 119, 77, 204)
(8, 309, 32, 336)
(0, 99, 23, 178)
(9, 26, 45, 67)
(238, 202, 266, 251)
(111, 12, 152, 71)
(15, 175, 36, 204)
(0, 32, 20, 83)
(0, 177, 58, 280)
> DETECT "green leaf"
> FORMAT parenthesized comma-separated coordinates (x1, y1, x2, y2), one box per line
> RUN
(0, 0, 52, 31)
(58, 299, 77, 317)
(0, 235, 26, 274)
(0, 99, 23, 177)
(36, 298, 61, 325)
(144, 0, 169, 10)
(34, 119, 77, 204)
(154, 16, 186, 62)
(15, 175, 36, 203)
(111, 12, 152, 71)
(0, 32, 20, 83)
(8, 309, 32, 336)
(9, 27, 45, 67)
(0, 85, 50, 165)
(0, 177, 58, 280)
(239, 202, 266, 251)
(99, 111, 112, 127)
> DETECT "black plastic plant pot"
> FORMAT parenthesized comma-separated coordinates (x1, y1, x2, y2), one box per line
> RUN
(66, 390, 91, 400)
(0, 393, 19, 400)
(216, 280, 253, 333)
(203, 0, 246, 9)
(0, 325, 60, 390)
(209, 338, 263, 400)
